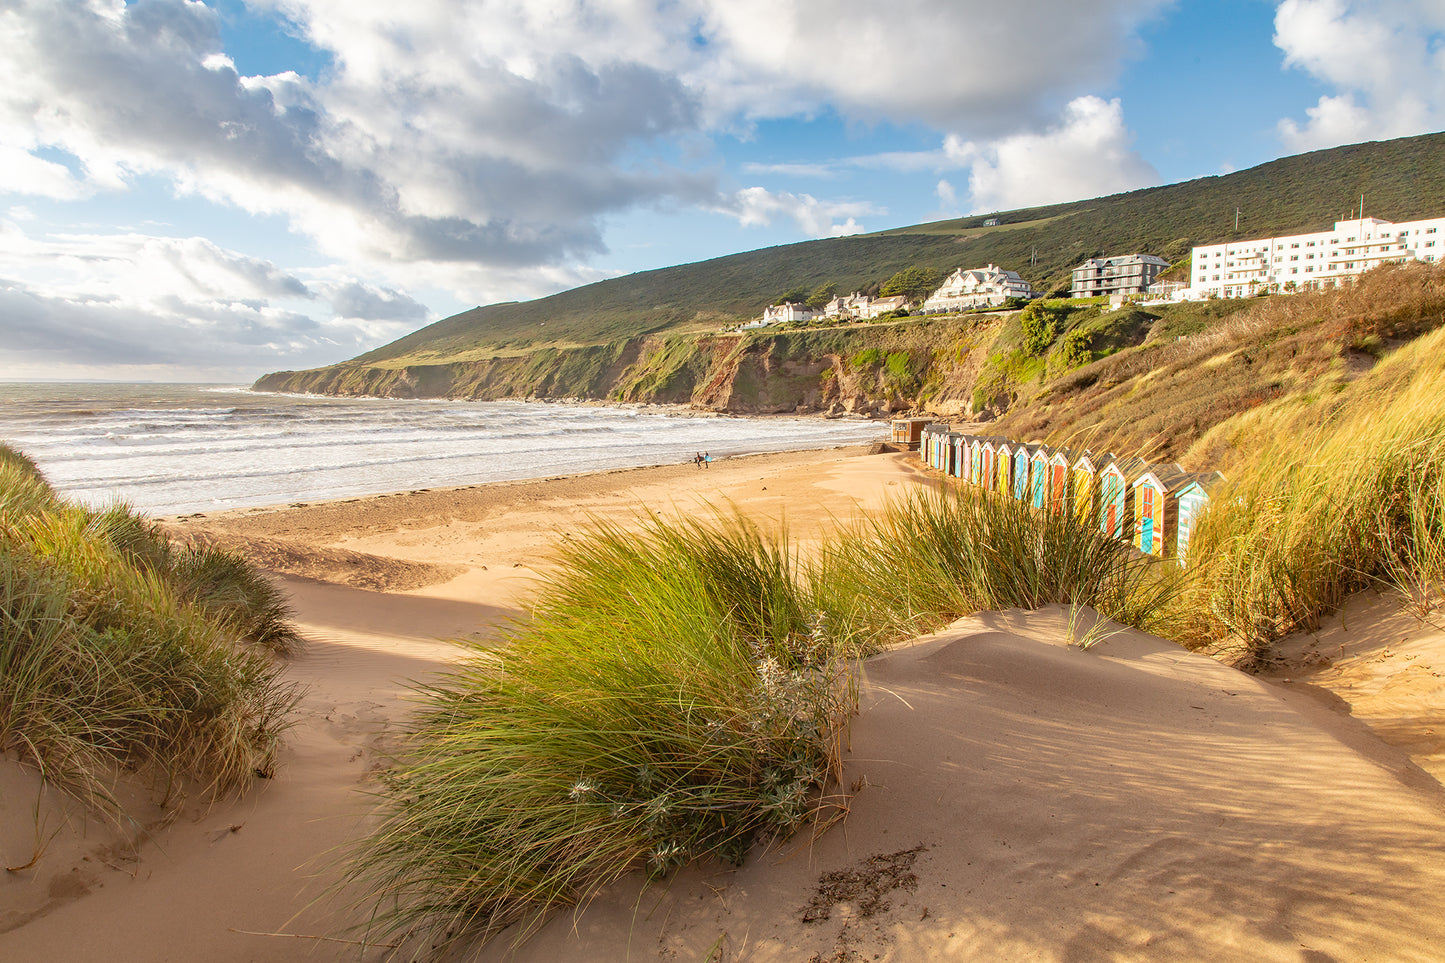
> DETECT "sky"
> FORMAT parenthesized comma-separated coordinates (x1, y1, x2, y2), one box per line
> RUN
(1, 0, 1443, 383)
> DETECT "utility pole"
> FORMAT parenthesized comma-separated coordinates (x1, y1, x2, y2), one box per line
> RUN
(1234, 208, 1241, 232)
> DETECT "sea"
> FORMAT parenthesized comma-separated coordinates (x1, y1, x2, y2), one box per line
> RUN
(0, 384, 888, 517)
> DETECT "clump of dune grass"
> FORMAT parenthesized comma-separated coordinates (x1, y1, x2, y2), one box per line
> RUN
(0, 446, 303, 810)
(352, 494, 1187, 955)
(352, 511, 852, 953)
(1179, 325, 1445, 664)
(813, 485, 1186, 647)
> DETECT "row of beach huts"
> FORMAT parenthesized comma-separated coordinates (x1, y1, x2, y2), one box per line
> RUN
(891, 418, 1222, 564)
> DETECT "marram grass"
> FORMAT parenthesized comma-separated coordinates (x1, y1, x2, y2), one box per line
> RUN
(1178, 324, 1445, 664)
(350, 499, 1183, 956)
(0, 446, 303, 810)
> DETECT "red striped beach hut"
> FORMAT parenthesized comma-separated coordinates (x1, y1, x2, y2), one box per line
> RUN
(1099, 456, 1148, 541)
(1047, 449, 1072, 513)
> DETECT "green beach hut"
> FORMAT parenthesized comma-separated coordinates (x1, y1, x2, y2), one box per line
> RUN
(1029, 446, 1051, 510)
(1099, 456, 1148, 541)
(1175, 471, 1224, 563)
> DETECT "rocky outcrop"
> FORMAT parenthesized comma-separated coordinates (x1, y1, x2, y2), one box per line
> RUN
(254, 316, 1006, 418)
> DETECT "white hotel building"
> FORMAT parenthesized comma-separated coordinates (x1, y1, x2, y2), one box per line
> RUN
(1189, 215, 1445, 299)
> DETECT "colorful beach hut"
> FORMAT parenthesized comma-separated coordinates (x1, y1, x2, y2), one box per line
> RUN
(1099, 456, 1148, 541)
(1047, 449, 1072, 514)
(1175, 471, 1224, 563)
(1012, 444, 1040, 501)
(980, 439, 999, 491)
(1071, 452, 1112, 523)
(1131, 464, 1192, 557)
(1029, 447, 1051, 510)
(996, 442, 1018, 495)
(921, 424, 950, 471)
(952, 433, 971, 480)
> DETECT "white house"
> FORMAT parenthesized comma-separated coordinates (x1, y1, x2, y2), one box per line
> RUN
(1186, 215, 1445, 299)
(760, 301, 817, 325)
(1070, 255, 1170, 299)
(856, 295, 909, 319)
(921, 264, 1035, 312)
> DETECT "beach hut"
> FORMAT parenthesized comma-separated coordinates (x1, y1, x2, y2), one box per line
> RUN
(1012, 443, 1039, 501)
(890, 418, 930, 450)
(1099, 456, 1148, 541)
(1071, 452, 1112, 523)
(1029, 447, 1051, 510)
(1175, 471, 1224, 563)
(1131, 464, 1193, 557)
(952, 433, 970, 480)
(969, 437, 986, 487)
(1047, 449, 1072, 514)
(996, 442, 1017, 495)
(981, 439, 998, 491)
(921, 424, 949, 470)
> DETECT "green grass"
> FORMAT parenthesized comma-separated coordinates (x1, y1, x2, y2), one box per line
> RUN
(0, 450, 303, 810)
(350, 491, 1185, 954)
(1174, 323, 1445, 665)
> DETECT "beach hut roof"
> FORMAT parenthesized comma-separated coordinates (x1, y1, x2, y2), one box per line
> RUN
(1048, 447, 1073, 465)
(1133, 464, 1198, 494)
(1177, 470, 1226, 494)
(1072, 450, 1113, 472)
(1104, 455, 1151, 480)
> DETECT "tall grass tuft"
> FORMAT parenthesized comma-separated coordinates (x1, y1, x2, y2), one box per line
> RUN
(351, 511, 853, 953)
(813, 485, 1185, 647)
(1, 443, 303, 809)
(1178, 325, 1445, 663)
(352, 498, 1185, 955)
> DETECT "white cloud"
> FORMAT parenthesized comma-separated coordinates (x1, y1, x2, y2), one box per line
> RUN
(946, 96, 1160, 212)
(0, 223, 421, 379)
(716, 187, 877, 237)
(1274, 0, 1445, 150)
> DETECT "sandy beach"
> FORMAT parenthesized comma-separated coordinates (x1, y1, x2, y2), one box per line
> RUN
(4, 445, 1445, 961)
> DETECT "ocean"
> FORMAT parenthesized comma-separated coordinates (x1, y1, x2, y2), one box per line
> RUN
(0, 384, 887, 517)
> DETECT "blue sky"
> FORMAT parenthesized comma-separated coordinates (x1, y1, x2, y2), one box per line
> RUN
(2, 0, 1442, 382)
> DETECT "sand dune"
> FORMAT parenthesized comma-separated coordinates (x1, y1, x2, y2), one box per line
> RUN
(5, 447, 1445, 962)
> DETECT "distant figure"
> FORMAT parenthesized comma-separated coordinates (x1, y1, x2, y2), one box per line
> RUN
(703, 451, 711, 468)
(694, 452, 704, 469)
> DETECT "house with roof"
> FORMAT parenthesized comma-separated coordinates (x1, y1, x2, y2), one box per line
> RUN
(921, 265, 1036, 313)
(1070, 255, 1170, 299)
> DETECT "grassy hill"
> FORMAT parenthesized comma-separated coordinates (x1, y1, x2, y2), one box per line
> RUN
(334, 131, 1445, 367)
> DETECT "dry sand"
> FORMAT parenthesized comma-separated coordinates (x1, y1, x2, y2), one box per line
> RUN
(3, 446, 1445, 962)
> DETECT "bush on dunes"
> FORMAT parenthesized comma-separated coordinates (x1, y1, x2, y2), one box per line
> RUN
(351, 511, 854, 953)
(0, 449, 303, 810)
(1178, 324, 1445, 665)
(351, 499, 1183, 954)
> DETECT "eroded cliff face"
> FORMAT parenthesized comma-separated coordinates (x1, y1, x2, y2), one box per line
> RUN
(254, 316, 1005, 418)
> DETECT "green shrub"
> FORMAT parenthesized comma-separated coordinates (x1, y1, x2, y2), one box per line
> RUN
(351, 511, 854, 952)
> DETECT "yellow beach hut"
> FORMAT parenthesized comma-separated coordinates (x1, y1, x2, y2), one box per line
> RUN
(1070, 452, 1112, 523)
(996, 442, 1018, 495)
(1099, 456, 1148, 541)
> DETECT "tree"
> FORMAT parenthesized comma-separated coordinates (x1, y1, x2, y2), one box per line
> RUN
(880, 266, 941, 304)
(776, 285, 809, 305)
(1020, 302, 1067, 356)
(806, 282, 838, 309)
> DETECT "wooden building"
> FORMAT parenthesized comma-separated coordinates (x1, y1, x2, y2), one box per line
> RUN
(1175, 471, 1224, 563)
(1012, 443, 1040, 501)
(1029, 447, 1051, 510)
(1047, 449, 1073, 514)
(1070, 452, 1112, 523)
(891, 418, 931, 449)
(1131, 464, 1193, 557)
(1099, 456, 1148, 540)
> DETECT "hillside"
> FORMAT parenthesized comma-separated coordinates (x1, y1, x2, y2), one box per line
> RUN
(293, 130, 1445, 366)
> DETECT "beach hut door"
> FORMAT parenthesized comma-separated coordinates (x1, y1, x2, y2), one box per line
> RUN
(1141, 487, 1155, 553)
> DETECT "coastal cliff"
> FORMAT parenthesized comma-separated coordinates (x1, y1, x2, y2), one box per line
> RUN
(254, 314, 1003, 418)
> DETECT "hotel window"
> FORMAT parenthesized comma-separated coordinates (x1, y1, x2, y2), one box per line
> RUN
(1429, 228, 1438, 234)
(1291, 242, 1300, 248)
(1290, 255, 1298, 261)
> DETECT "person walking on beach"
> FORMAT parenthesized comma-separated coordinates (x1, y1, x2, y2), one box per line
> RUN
(703, 451, 711, 468)
(694, 452, 704, 469)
